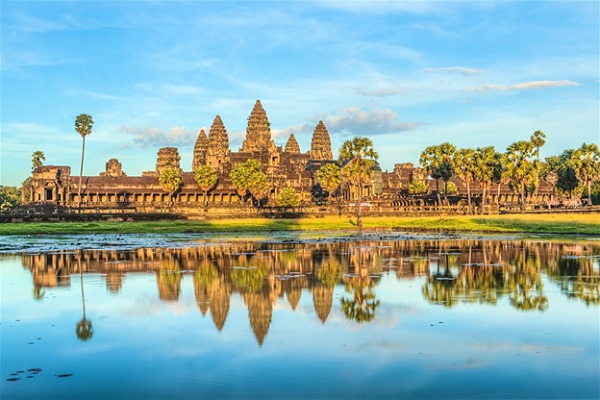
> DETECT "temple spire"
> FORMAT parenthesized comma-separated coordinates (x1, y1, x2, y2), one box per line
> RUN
(241, 100, 274, 152)
(206, 115, 230, 170)
(285, 133, 301, 154)
(310, 120, 333, 160)
(192, 129, 208, 171)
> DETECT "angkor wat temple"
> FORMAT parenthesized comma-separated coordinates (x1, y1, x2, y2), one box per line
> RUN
(25, 100, 555, 216)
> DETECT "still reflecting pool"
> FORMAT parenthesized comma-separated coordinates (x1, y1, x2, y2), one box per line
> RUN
(1, 234, 599, 399)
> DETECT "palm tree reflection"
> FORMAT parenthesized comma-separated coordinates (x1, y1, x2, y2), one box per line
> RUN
(341, 277, 380, 324)
(76, 255, 93, 341)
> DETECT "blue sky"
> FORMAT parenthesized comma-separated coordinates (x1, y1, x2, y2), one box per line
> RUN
(1, 1, 598, 187)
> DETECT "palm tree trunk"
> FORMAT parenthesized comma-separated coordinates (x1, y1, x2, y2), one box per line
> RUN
(466, 181, 471, 214)
(588, 181, 592, 205)
(497, 183, 501, 205)
(78, 135, 86, 212)
(356, 179, 363, 230)
(520, 182, 525, 212)
(435, 179, 441, 206)
(481, 185, 487, 215)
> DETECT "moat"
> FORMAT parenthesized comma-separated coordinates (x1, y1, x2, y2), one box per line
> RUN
(1, 233, 598, 399)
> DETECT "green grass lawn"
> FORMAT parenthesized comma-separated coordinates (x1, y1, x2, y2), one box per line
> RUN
(0, 213, 598, 236)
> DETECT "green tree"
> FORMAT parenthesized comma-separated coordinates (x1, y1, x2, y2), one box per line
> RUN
(556, 149, 582, 200)
(0, 186, 20, 210)
(420, 142, 456, 205)
(443, 181, 458, 195)
(573, 143, 600, 205)
(75, 114, 94, 209)
(159, 167, 183, 207)
(408, 179, 428, 195)
(31, 150, 46, 171)
(530, 130, 546, 161)
(453, 148, 476, 213)
(316, 162, 342, 204)
(473, 146, 496, 214)
(339, 137, 378, 230)
(194, 165, 218, 206)
(506, 140, 537, 211)
(229, 159, 267, 208)
(277, 187, 300, 209)
(493, 152, 511, 204)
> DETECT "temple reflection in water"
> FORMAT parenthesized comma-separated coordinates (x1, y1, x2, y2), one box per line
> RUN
(21, 238, 600, 345)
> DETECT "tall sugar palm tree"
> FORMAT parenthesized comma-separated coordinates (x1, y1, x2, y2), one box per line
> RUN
(74, 114, 94, 210)
(473, 146, 496, 214)
(339, 137, 378, 230)
(194, 165, 218, 206)
(420, 142, 456, 205)
(31, 150, 46, 171)
(530, 130, 546, 161)
(506, 140, 537, 211)
(159, 167, 183, 209)
(453, 148, 476, 213)
(573, 143, 600, 205)
(316, 162, 342, 205)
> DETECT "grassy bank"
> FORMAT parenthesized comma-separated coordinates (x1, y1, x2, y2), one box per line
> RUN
(0, 213, 598, 236)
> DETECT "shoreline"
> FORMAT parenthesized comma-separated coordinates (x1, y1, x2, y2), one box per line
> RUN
(1, 213, 598, 236)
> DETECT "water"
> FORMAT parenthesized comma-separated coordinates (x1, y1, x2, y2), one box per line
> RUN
(1, 233, 598, 399)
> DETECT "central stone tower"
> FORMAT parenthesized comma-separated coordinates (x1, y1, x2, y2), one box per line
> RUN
(241, 100, 275, 152)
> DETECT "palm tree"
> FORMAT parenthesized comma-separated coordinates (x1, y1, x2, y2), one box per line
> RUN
(339, 137, 378, 230)
(453, 148, 476, 213)
(74, 114, 94, 210)
(159, 167, 183, 209)
(573, 143, 600, 205)
(493, 152, 511, 205)
(506, 140, 537, 211)
(530, 130, 546, 161)
(473, 146, 496, 214)
(229, 159, 267, 208)
(420, 142, 456, 205)
(556, 149, 581, 200)
(316, 162, 342, 205)
(76, 256, 93, 341)
(31, 150, 45, 171)
(194, 165, 218, 206)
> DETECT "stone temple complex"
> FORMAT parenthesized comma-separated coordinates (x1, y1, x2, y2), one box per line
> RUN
(24, 100, 555, 217)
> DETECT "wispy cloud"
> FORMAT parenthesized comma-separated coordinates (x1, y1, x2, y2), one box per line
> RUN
(120, 125, 196, 148)
(423, 66, 481, 76)
(355, 86, 405, 97)
(272, 123, 314, 142)
(317, 107, 417, 135)
(467, 80, 580, 92)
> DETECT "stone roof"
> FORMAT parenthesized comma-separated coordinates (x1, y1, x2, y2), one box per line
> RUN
(241, 100, 274, 152)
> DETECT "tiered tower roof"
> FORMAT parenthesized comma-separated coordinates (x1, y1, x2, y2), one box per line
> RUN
(192, 129, 208, 171)
(208, 116, 229, 154)
(310, 120, 333, 160)
(241, 100, 274, 152)
(285, 133, 301, 154)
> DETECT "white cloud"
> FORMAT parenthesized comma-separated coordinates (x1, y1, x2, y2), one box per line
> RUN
(467, 80, 580, 92)
(120, 125, 196, 148)
(423, 66, 481, 76)
(317, 107, 417, 135)
(355, 86, 405, 97)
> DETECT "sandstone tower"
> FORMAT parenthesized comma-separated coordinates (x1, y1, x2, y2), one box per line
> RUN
(206, 115, 230, 171)
(241, 100, 276, 153)
(284, 133, 301, 154)
(310, 120, 333, 160)
(192, 129, 209, 171)
(155, 147, 182, 176)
